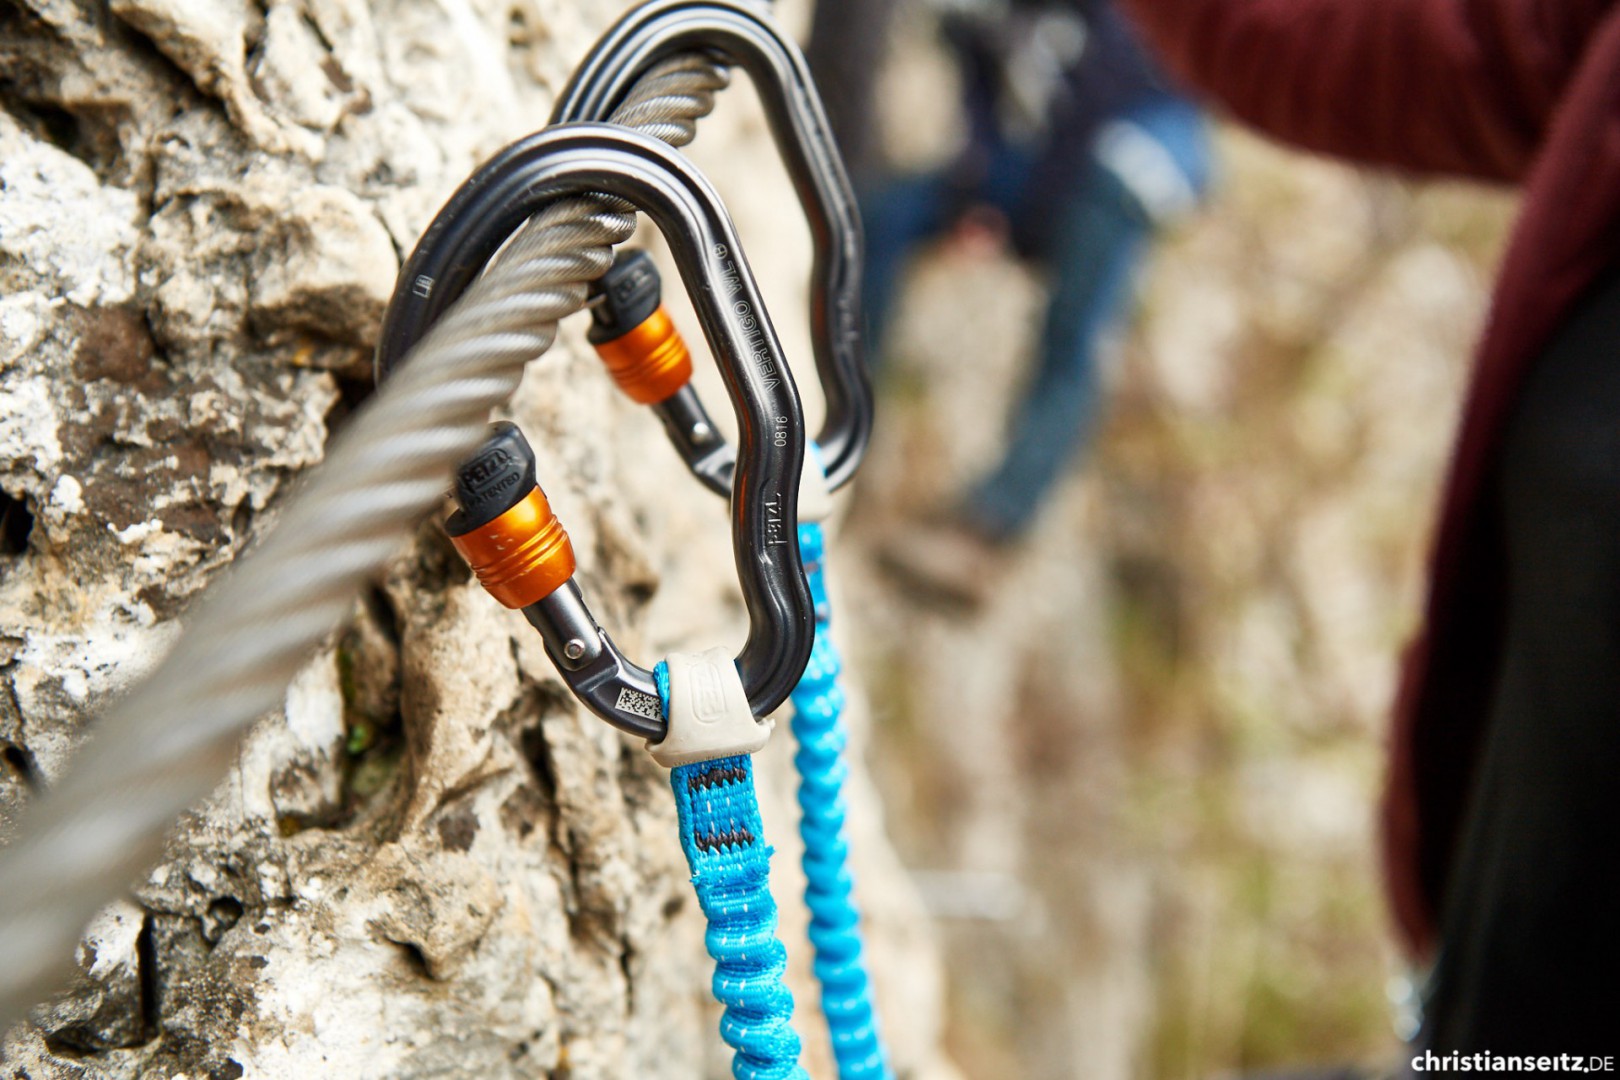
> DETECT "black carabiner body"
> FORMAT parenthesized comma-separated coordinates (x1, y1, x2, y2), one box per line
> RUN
(376, 124, 814, 734)
(550, 0, 873, 493)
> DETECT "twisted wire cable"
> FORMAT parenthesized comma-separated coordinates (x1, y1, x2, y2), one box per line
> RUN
(0, 52, 730, 1031)
(789, 521, 891, 1079)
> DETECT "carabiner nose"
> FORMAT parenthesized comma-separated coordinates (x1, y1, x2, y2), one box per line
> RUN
(375, 123, 815, 731)
(551, 0, 874, 492)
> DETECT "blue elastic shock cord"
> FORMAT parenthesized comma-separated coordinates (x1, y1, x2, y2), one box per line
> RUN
(790, 520, 892, 1079)
(658, 664, 808, 1080)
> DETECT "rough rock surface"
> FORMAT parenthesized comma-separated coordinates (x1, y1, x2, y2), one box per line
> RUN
(0, 1, 948, 1077)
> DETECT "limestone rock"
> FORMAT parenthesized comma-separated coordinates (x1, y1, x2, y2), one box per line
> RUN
(0, 0, 946, 1076)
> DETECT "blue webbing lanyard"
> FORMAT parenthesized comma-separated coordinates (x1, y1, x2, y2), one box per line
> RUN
(658, 664, 808, 1080)
(655, 467, 890, 1078)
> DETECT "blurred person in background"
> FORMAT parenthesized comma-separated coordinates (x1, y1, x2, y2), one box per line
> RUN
(804, 0, 900, 186)
(850, 0, 1210, 605)
(1119, 0, 1620, 1068)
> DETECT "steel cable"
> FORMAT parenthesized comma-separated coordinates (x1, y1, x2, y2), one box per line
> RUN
(0, 52, 730, 1030)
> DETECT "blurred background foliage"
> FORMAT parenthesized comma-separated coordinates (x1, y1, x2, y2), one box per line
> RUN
(834, 4, 1516, 1074)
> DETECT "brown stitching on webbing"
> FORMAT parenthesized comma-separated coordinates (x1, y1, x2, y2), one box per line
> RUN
(694, 828, 756, 852)
(686, 763, 747, 793)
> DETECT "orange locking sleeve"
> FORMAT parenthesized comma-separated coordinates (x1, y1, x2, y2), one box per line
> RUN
(591, 304, 694, 405)
(449, 486, 576, 609)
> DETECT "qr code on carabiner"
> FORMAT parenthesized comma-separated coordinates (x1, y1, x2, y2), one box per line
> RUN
(615, 688, 661, 723)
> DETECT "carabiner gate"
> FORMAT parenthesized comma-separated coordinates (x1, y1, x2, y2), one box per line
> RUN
(550, 0, 873, 493)
(376, 124, 815, 738)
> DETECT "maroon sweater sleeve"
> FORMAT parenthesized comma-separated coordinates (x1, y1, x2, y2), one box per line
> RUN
(1121, 0, 1616, 181)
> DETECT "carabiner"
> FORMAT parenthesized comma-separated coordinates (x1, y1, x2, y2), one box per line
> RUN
(582, 247, 739, 497)
(550, 0, 873, 493)
(375, 123, 815, 737)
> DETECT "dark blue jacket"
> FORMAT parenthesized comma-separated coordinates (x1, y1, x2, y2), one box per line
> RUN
(944, 0, 1180, 258)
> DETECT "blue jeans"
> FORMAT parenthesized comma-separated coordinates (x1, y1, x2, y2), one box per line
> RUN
(862, 98, 1210, 539)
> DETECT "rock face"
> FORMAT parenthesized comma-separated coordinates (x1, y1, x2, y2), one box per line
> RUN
(0, 2, 947, 1077)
